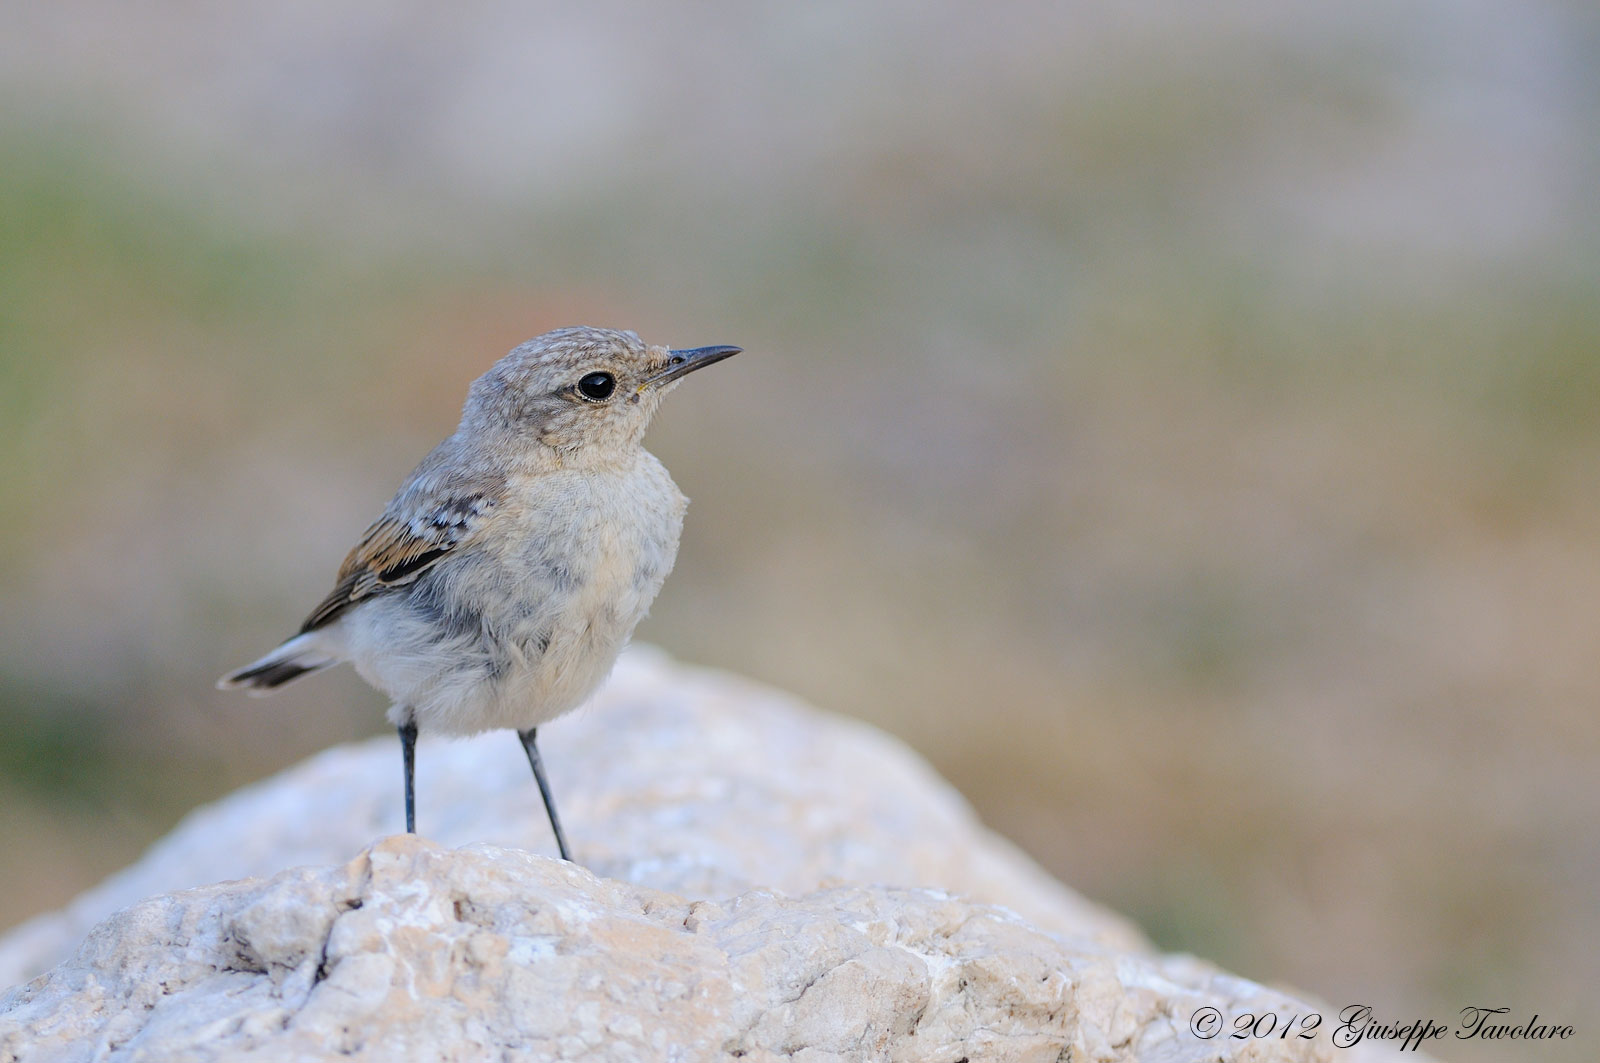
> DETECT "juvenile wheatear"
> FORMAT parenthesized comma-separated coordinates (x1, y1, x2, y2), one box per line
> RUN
(220, 327, 739, 860)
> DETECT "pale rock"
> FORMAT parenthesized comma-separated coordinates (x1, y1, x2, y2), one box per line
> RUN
(0, 647, 1136, 987)
(0, 649, 1425, 1061)
(4, 838, 1412, 1062)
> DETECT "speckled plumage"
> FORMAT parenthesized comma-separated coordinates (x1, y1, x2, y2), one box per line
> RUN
(220, 326, 739, 852)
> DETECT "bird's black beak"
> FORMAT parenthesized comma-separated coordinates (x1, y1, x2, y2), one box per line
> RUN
(643, 345, 742, 389)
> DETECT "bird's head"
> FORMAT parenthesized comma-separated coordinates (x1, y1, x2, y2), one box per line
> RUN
(459, 327, 739, 461)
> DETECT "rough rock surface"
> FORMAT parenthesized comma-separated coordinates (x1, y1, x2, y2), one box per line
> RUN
(3, 836, 1407, 1063)
(0, 649, 1423, 1061)
(0, 648, 1136, 987)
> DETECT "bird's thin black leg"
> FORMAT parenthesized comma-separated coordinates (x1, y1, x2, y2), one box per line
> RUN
(398, 717, 418, 834)
(518, 727, 572, 861)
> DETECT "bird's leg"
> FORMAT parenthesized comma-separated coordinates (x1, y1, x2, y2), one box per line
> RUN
(518, 727, 572, 861)
(398, 716, 418, 834)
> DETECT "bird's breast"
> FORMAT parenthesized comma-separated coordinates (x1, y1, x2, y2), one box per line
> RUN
(485, 454, 686, 711)
(347, 453, 686, 734)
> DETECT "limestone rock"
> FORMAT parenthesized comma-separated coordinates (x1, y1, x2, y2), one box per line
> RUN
(0, 648, 1137, 989)
(3, 837, 1404, 1062)
(0, 649, 1425, 1061)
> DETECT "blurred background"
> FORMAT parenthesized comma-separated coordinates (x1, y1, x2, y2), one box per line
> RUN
(1, 2, 1596, 1058)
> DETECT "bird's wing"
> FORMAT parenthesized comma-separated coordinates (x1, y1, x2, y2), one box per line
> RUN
(300, 473, 505, 633)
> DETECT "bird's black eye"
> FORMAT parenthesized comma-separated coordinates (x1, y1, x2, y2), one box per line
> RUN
(577, 372, 616, 401)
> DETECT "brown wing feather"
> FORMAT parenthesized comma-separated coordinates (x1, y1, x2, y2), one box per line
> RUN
(299, 486, 501, 633)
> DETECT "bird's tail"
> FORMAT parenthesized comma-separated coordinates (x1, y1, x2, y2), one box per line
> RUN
(218, 633, 339, 695)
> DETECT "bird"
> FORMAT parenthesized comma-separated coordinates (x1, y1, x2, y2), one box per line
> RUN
(219, 326, 740, 861)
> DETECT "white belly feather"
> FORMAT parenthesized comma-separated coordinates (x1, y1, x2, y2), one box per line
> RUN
(336, 452, 686, 734)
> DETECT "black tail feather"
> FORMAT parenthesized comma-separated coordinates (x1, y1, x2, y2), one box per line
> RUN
(222, 659, 322, 690)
